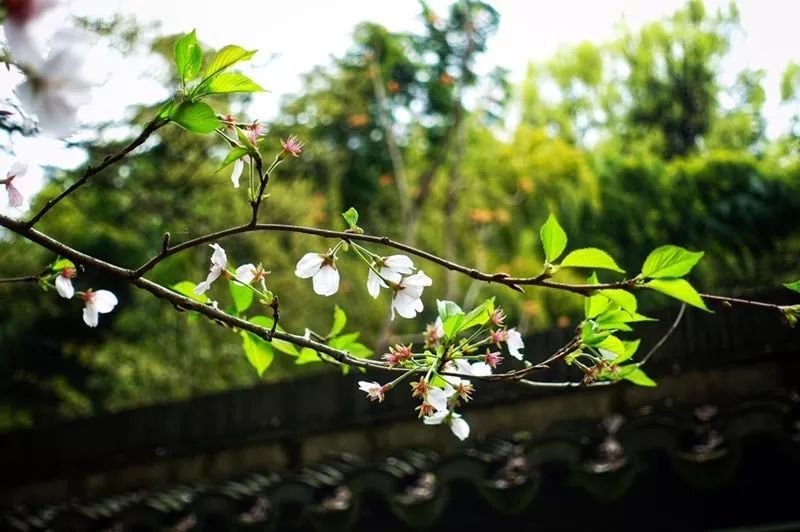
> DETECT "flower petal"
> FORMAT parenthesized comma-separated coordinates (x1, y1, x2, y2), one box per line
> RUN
(6, 183, 24, 208)
(507, 328, 525, 360)
(450, 415, 470, 441)
(92, 290, 118, 313)
(295, 253, 324, 279)
(209, 243, 227, 269)
(384, 254, 414, 274)
(7, 161, 27, 179)
(234, 264, 256, 285)
(423, 410, 448, 425)
(82, 303, 98, 327)
(366, 268, 381, 298)
(55, 274, 74, 299)
(427, 387, 449, 412)
(194, 268, 221, 295)
(312, 264, 339, 296)
(230, 158, 244, 188)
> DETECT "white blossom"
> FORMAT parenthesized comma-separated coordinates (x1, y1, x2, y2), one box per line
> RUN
(390, 270, 432, 320)
(3, 0, 61, 66)
(3, 161, 26, 208)
(448, 358, 492, 377)
(295, 252, 339, 296)
(81, 289, 117, 328)
(12, 29, 94, 137)
(234, 263, 258, 285)
(366, 254, 414, 298)
(194, 243, 228, 295)
(506, 328, 525, 360)
(423, 411, 470, 441)
(426, 383, 455, 412)
(54, 270, 74, 299)
(358, 381, 385, 402)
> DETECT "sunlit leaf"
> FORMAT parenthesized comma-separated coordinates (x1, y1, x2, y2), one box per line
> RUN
(561, 248, 624, 273)
(540, 213, 567, 263)
(249, 316, 299, 356)
(171, 281, 209, 304)
(646, 278, 709, 311)
(785, 281, 800, 294)
(619, 366, 656, 387)
(240, 331, 274, 376)
(329, 305, 347, 337)
(341, 207, 359, 228)
(174, 30, 202, 82)
(641, 245, 704, 279)
(202, 45, 256, 80)
(200, 72, 263, 95)
(229, 280, 253, 314)
(172, 101, 221, 134)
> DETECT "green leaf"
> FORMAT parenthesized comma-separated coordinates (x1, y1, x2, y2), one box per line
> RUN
(199, 72, 263, 95)
(443, 314, 466, 339)
(329, 332, 360, 349)
(785, 281, 800, 294)
(437, 300, 464, 321)
(174, 30, 202, 82)
(240, 331, 274, 376)
(461, 297, 495, 330)
(540, 213, 567, 263)
(584, 272, 609, 319)
(295, 347, 320, 365)
(51, 258, 75, 271)
(218, 147, 249, 171)
(229, 280, 253, 314)
(646, 278, 709, 311)
(612, 339, 641, 365)
(619, 366, 657, 387)
(202, 45, 256, 80)
(641, 245, 704, 279)
(156, 99, 178, 119)
(171, 281, 209, 304)
(596, 310, 636, 331)
(341, 207, 359, 228)
(582, 330, 612, 346)
(329, 305, 347, 337)
(345, 342, 373, 358)
(172, 101, 221, 134)
(561, 248, 624, 273)
(598, 289, 637, 314)
(249, 316, 299, 356)
(595, 335, 626, 358)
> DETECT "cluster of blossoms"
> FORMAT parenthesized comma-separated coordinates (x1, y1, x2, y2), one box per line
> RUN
(359, 303, 526, 440)
(44, 260, 118, 327)
(219, 112, 304, 192)
(4, 0, 95, 136)
(295, 249, 432, 320)
(192, 243, 272, 308)
(193, 243, 269, 296)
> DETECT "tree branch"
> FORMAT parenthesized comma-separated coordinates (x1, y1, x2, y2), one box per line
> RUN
(129, 221, 791, 312)
(0, 274, 39, 284)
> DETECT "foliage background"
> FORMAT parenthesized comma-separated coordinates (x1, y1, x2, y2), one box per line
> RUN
(1, 0, 798, 428)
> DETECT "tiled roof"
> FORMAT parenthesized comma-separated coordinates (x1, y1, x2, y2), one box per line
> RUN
(5, 391, 800, 531)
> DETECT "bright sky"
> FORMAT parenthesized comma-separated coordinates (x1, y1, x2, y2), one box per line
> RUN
(2, 0, 799, 214)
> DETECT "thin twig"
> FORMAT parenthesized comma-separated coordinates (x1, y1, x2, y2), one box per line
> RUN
(0, 274, 39, 284)
(700, 293, 784, 311)
(25, 118, 169, 227)
(129, 222, 793, 312)
(638, 304, 686, 366)
(517, 379, 613, 388)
